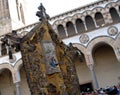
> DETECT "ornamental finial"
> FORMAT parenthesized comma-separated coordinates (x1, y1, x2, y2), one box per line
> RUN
(36, 3, 50, 21)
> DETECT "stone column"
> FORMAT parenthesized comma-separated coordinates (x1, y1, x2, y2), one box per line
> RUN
(15, 82, 21, 95)
(88, 64, 99, 90)
(83, 22, 87, 31)
(12, 70, 21, 95)
(73, 24, 78, 34)
(92, 17, 99, 28)
(64, 27, 68, 37)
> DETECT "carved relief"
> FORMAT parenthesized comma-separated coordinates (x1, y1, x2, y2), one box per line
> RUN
(79, 34, 89, 44)
(108, 26, 118, 36)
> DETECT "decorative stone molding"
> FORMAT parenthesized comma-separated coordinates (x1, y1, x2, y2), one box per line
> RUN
(20, 31, 28, 37)
(9, 55, 16, 63)
(79, 34, 89, 44)
(107, 26, 118, 36)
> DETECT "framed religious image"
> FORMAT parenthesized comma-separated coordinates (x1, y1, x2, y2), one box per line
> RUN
(42, 41, 60, 74)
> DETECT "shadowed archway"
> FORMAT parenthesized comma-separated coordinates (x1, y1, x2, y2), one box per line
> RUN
(92, 43, 120, 87)
(109, 7, 120, 23)
(85, 15, 96, 31)
(0, 69, 14, 95)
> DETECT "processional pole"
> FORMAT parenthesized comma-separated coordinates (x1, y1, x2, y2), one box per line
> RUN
(20, 3, 81, 95)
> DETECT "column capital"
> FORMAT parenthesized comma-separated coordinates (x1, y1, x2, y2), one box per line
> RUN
(12, 70, 21, 83)
(85, 54, 94, 65)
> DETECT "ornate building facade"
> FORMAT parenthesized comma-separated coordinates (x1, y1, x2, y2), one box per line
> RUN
(0, 0, 120, 95)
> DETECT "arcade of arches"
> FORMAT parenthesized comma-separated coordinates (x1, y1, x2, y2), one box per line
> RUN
(0, 39, 120, 95)
(56, 7, 120, 39)
(0, 0, 120, 95)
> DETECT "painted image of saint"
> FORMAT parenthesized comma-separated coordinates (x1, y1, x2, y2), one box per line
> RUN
(50, 57, 58, 68)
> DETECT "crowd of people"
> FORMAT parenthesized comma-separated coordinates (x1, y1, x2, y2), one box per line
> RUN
(81, 85, 120, 95)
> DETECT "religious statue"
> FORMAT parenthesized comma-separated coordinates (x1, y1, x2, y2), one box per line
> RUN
(1, 30, 21, 59)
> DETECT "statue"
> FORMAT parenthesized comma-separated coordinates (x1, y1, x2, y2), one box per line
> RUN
(1, 42, 7, 55)
(1, 30, 22, 59)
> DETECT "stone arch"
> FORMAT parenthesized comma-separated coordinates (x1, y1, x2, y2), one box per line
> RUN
(105, 2, 119, 24)
(52, 19, 64, 27)
(0, 63, 14, 72)
(57, 24, 66, 39)
(91, 41, 120, 87)
(114, 33, 120, 47)
(85, 15, 96, 31)
(92, 7, 107, 25)
(52, 19, 65, 35)
(72, 43, 92, 86)
(66, 21, 76, 37)
(86, 36, 119, 62)
(0, 63, 21, 83)
(73, 13, 84, 21)
(92, 7, 104, 13)
(82, 10, 92, 17)
(64, 16, 73, 23)
(91, 42, 113, 57)
(58, 19, 64, 25)
(14, 58, 23, 71)
(0, 67, 15, 95)
(72, 43, 86, 55)
(109, 7, 120, 23)
(73, 14, 79, 20)
(87, 37, 114, 53)
(95, 12, 105, 27)
(13, 59, 30, 94)
(113, 33, 120, 61)
(75, 18, 85, 33)
(105, 2, 117, 9)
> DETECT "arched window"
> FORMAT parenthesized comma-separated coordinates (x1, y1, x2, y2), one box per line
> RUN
(76, 19, 85, 33)
(66, 21, 76, 37)
(95, 12, 105, 27)
(20, 4, 25, 24)
(85, 15, 95, 31)
(109, 7, 120, 23)
(57, 24, 66, 39)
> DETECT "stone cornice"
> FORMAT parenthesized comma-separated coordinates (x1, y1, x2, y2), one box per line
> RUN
(50, 0, 112, 21)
